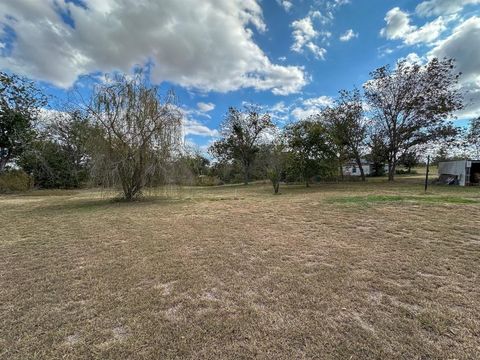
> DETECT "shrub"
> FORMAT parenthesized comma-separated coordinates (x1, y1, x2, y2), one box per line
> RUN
(0, 169, 32, 193)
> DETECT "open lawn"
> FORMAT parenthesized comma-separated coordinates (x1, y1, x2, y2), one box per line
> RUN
(1, 178, 479, 359)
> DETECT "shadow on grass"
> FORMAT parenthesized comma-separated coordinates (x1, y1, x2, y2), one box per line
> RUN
(32, 195, 192, 214)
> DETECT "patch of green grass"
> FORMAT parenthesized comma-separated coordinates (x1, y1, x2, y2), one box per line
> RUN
(328, 194, 478, 205)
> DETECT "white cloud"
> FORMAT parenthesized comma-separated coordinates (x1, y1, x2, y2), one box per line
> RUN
(380, 7, 447, 45)
(429, 16, 480, 83)
(291, 95, 334, 120)
(291, 107, 320, 121)
(428, 16, 480, 118)
(400, 52, 425, 65)
(309, 10, 333, 25)
(197, 102, 215, 112)
(277, 0, 293, 12)
(0, 0, 307, 95)
(339, 29, 358, 42)
(291, 14, 327, 59)
(404, 17, 448, 44)
(416, 0, 480, 17)
(380, 8, 415, 40)
(305, 42, 327, 59)
(183, 119, 219, 137)
(303, 95, 334, 107)
(267, 101, 291, 124)
(289, 1, 349, 59)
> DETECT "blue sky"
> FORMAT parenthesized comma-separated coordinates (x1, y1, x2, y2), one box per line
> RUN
(1, 0, 479, 151)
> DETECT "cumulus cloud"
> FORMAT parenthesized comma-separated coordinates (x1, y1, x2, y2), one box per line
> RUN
(197, 102, 215, 113)
(291, 14, 327, 59)
(416, 0, 480, 17)
(339, 29, 358, 41)
(380, 7, 447, 45)
(303, 96, 334, 107)
(400, 52, 425, 65)
(0, 0, 307, 95)
(429, 17, 480, 83)
(428, 16, 480, 118)
(277, 0, 293, 12)
(289, 0, 348, 61)
(291, 95, 334, 120)
(183, 119, 219, 137)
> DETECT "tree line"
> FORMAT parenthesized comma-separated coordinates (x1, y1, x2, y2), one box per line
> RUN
(1, 58, 478, 199)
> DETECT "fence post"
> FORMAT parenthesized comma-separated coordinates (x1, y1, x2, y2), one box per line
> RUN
(424, 156, 430, 193)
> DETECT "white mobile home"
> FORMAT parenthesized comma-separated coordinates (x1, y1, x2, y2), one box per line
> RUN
(438, 160, 480, 186)
(342, 161, 372, 176)
(342, 160, 389, 177)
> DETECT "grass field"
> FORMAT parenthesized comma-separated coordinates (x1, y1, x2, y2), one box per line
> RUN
(1, 177, 479, 359)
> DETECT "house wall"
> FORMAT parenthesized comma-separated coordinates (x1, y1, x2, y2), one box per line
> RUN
(438, 160, 467, 186)
(342, 164, 371, 176)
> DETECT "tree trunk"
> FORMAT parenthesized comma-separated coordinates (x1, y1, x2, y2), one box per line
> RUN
(388, 161, 396, 181)
(0, 151, 10, 173)
(243, 162, 249, 185)
(0, 157, 7, 173)
(354, 156, 366, 182)
(273, 181, 279, 194)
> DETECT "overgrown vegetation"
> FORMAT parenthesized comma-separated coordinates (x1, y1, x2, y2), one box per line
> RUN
(0, 169, 32, 193)
(1, 57, 477, 198)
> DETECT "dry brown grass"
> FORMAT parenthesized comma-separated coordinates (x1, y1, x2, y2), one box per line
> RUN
(1, 180, 479, 359)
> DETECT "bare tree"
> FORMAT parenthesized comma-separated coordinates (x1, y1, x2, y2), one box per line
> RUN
(88, 74, 182, 200)
(324, 89, 368, 181)
(364, 58, 463, 181)
(209, 106, 273, 185)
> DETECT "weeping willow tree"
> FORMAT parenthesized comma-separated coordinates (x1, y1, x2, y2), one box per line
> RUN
(88, 74, 183, 200)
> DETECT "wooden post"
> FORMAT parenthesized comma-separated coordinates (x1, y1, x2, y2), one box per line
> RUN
(424, 155, 430, 193)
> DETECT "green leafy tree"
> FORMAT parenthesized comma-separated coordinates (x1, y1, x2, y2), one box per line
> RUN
(0, 72, 46, 172)
(285, 118, 335, 187)
(209, 106, 273, 185)
(366, 131, 388, 176)
(19, 111, 98, 188)
(20, 139, 79, 189)
(364, 58, 463, 181)
(399, 150, 420, 173)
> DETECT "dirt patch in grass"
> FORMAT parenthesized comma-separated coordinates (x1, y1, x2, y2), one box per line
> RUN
(1, 181, 479, 359)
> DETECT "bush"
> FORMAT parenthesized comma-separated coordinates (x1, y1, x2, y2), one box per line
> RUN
(0, 170, 32, 193)
(19, 140, 89, 189)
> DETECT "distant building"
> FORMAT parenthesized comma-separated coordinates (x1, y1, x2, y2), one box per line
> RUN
(342, 160, 388, 177)
(438, 159, 480, 186)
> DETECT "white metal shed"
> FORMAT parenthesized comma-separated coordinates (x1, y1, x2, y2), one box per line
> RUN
(438, 160, 480, 186)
